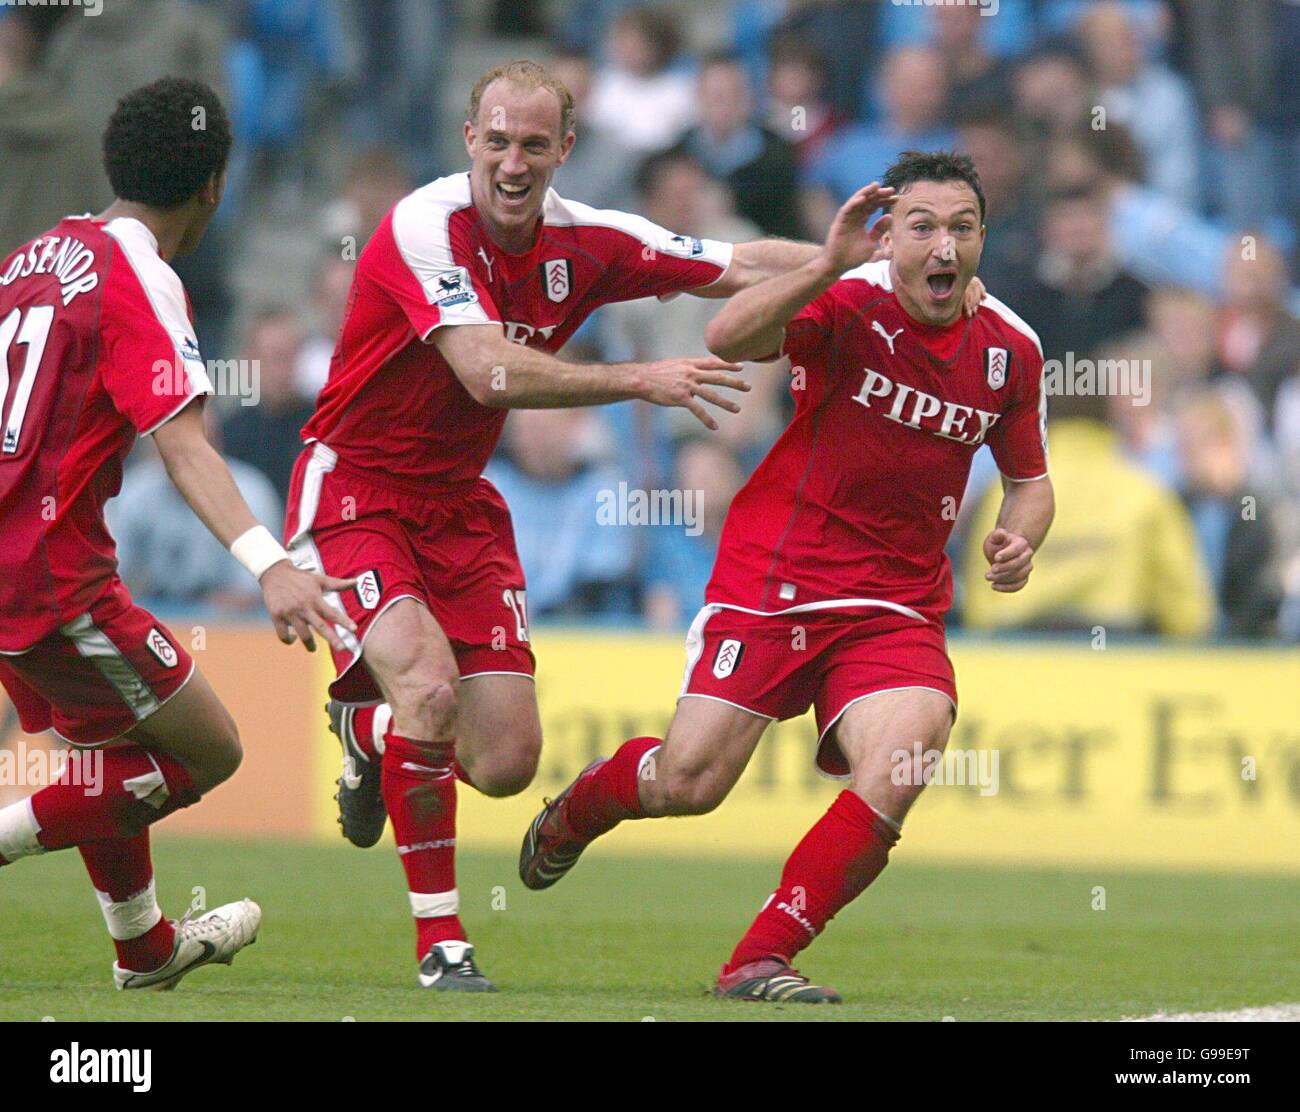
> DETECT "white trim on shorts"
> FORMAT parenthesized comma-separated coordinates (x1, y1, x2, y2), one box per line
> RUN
(675, 691, 777, 721)
(814, 684, 958, 782)
(459, 670, 536, 682)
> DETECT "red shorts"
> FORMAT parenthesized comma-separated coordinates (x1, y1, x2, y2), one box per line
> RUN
(679, 604, 957, 778)
(0, 578, 194, 747)
(284, 443, 535, 704)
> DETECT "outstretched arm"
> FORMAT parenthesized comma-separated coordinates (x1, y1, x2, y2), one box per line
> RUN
(433, 323, 748, 431)
(705, 183, 897, 362)
(692, 238, 822, 299)
(152, 403, 357, 651)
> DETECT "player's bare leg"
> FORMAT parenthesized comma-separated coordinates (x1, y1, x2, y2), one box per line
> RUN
(456, 674, 542, 798)
(358, 597, 494, 991)
(519, 696, 768, 889)
(718, 688, 954, 1004)
(0, 667, 261, 989)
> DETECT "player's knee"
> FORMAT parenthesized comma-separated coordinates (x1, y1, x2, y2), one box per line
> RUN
(465, 729, 541, 797)
(660, 765, 726, 816)
(193, 719, 242, 793)
(389, 675, 460, 740)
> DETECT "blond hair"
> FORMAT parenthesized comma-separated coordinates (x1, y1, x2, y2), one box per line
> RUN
(467, 60, 576, 137)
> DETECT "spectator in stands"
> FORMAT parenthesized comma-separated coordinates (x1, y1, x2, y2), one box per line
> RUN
(344, 0, 449, 184)
(1001, 183, 1148, 368)
(931, 2, 1012, 118)
(1044, 122, 1231, 299)
(961, 391, 1214, 638)
(601, 151, 782, 474)
(0, 11, 101, 253)
(321, 145, 414, 251)
(41, 0, 233, 358)
(485, 409, 636, 618)
(801, 46, 957, 237)
(958, 108, 1039, 299)
(588, 8, 695, 154)
(1175, 390, 1283, 638)
(756, 0, 883, 120)
(109, 408, 281, 611)
(1186, 0, 1300, 245)
(294, 252, 354, 398)
(1076, 2, 1200, 211)
(1012, 38, 1092, 144)
(1215, 236, 1300, 422)
(643, 436, 745, 629)
(763, 35, 845, 171)
(221, 308, 317, 505)
(671, 53, 803, 240)
(1095, 287, 1220, 485)
(549, 48, 637, 211)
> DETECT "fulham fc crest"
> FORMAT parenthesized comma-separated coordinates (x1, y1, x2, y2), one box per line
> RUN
(542, 258, 572, 303)
(146, 627, 178, 669)
(355, 569, 383, 610)
(712, 638, 744, 679)
(985, 347, 1009, 389)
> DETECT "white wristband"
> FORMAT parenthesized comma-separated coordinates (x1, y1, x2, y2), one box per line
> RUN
(230, 525, 290, 581)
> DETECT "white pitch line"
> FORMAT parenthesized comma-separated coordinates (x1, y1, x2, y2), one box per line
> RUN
(1119, 1004, 1300, 1022)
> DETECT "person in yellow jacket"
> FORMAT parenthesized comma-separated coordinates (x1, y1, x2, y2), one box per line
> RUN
(962, 394, 1214, 637)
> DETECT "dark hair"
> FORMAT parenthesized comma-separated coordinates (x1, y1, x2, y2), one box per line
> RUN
(613, 8, 681, 73)
(883, 149, 986, 223)
(102, 77, 232, 209)
(634, 149, 707, 198)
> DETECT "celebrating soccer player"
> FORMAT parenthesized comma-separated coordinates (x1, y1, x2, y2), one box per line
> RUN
(519, 152, 1055, 1003)
(0, 79, 356, 990)
(288, 58, 896, 992)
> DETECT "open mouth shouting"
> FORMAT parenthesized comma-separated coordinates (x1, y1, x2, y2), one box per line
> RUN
(925, 268, 958, 302)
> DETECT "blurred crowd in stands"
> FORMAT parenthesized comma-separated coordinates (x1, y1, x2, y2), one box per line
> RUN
(2, 0, 1299, 641)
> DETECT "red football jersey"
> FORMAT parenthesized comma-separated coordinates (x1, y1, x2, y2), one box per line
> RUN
(0, 216, 211, 651)
(296, 172, 732, 495)
(708, 259, 1047, 622)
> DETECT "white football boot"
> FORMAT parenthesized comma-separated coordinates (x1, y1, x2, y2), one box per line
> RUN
(114, 898, 262, 991)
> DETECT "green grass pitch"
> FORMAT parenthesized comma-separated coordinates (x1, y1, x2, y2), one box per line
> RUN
(2, 837, 1297, 1021)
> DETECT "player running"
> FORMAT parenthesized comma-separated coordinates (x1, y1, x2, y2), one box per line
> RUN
(519, 152, 1055, 1003)
(0, 78, 353, 991)
(289, 58, 885, 992)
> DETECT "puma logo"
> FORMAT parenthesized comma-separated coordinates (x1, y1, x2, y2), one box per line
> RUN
(872, 319, 904, 355)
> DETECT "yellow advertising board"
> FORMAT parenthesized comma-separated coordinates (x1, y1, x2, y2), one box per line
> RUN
(3, 624, 1296, 872)
(327, 631, 1300, 874)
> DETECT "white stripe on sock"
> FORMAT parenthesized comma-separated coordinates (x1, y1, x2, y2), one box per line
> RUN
(409, 888, 459, 918)
(95, 879, 164, 940)
(0, 798, 44, 862)
(373, 704, 393, 755)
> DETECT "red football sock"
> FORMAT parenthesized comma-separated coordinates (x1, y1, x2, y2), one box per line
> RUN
(725, 790, 899, 972)
(79, 832, 176, 972)
(29, 746, 199, 850)
(381, 728, 466, 958)
(563, 736, 660, 841)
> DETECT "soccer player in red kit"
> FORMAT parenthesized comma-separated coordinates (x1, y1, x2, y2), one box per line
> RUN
(519, 152, 1056, 1003)
(0, 78, 353, 990)
(288, 59, 848, 991)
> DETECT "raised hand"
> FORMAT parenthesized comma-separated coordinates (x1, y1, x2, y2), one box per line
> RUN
(820, 182, 897, 277)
